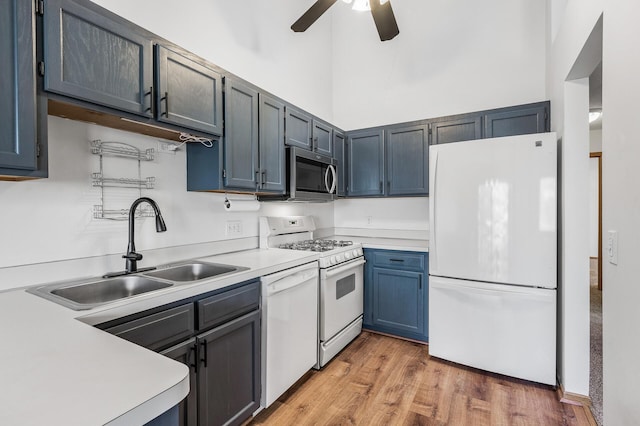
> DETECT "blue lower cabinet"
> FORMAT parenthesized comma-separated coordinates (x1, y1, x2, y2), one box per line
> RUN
(363, 249, 429, 342)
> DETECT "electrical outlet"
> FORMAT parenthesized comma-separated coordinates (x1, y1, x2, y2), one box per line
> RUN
(157, 141, 178, 155)
(366, 216, 373, 225)
(226, 220, 242, 236)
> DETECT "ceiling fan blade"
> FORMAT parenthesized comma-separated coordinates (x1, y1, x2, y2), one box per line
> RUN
(291, 0, 338, 32)
(370, 0, 400, 41)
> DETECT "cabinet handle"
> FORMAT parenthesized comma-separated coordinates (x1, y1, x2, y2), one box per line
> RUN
(161, 92, 169, 117)
(189, 342, 198, 373)
(379, 181, 383, 193)
(387, 181, 391, 192)
(389, 258, 405, 262)
(255, 170, 261, 187)
(419, 275, 422, 290)
(200, 339, 208, 368)
(144, 87, 153, 115)
(261, 171, 266, 185)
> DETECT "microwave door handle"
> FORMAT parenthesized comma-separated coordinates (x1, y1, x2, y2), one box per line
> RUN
(324, 165, 331, 193)
(329, 165, 337, 194)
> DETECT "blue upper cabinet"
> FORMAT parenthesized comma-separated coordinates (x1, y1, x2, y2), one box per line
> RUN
(0, 0, 47, 179)
(385, 124, 429, 196)
(347, 129, 385, 197)
(312, 120, 333, 156)
(223, 79, 259, 191)
(43, 0, 153, 117)
(155, 45, 223, 136)
(285, 105, 312, 150)
(258, 94, 286, 193)
(484, 103, 549, 138)
(431, 116, 482, 145)
(332, 130, 346, 197)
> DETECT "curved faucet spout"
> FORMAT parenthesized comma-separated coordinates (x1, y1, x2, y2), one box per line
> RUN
(124, 197, 167, 273)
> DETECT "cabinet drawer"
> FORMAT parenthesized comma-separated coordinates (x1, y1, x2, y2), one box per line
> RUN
(197, 281, 260, 331)
(105, 303, 195, 352)
(372, 251, 425, 270)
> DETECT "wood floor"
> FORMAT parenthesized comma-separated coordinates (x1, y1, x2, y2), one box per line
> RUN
(250, 332, 596, 426)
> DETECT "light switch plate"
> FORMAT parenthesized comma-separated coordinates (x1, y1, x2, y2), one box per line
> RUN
(608, 230, 618, 265)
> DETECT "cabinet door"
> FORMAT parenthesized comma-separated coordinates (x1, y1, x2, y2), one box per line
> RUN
(431, 116, 482, 144)
(155, 45, 223, 136)
(347, 129, 385, 197)
(312, 120, 333, 156)
(372, 268, 425, 337)
(224, 79, 259, 190)
(484, 104, 548, 138)
(0, 0, 38, 172)
(198, 310, 261, 426)
(43, 0, 153, 116)
(386, 124, 428, 196)
(161, 339, 198, 426)
(259, 94, 286, 192)
(333, 131, 346, 197)
(285, 106, 312, 150)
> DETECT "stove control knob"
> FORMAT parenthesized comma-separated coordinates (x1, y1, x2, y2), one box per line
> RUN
(330, 256, 337, 265)
(353, 249, 359, 257)
(337, 254, 345, 263)
(345, 251, 352, 259)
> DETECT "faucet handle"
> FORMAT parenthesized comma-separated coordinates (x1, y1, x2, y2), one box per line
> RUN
(123, 252, 143, 261)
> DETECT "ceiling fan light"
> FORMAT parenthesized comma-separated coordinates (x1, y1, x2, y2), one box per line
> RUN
(589, 111, 602, 123)
(352, 0, 370, 11)
(342, 0, 353, 3)
(380, 0, 389, 4)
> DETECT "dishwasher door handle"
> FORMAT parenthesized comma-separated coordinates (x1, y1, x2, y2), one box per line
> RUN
(267, 274, 316, 296)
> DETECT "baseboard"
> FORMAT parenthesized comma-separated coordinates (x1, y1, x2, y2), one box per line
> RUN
(556, 382, 592, 407)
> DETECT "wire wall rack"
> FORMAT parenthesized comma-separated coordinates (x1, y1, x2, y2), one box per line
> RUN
(91, 140, 156, 220)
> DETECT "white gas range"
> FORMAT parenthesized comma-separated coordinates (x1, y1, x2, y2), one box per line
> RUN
(260, 216, 364, 369)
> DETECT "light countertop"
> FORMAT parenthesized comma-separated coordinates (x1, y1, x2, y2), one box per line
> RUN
(0, 248, 319, 425)
(333, 235, 429, 252)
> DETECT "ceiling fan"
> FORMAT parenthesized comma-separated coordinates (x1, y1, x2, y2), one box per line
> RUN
(291, 0, 400, 42)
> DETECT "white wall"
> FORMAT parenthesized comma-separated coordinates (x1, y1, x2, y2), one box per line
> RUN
(547, 0, 603, 399)
(92, 0, 335, 122)
(333, 197, 428, 234)
(331, 0, 547, 130)
(601, 0, 640, 423)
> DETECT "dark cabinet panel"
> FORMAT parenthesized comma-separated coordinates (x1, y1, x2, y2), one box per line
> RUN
(285, 106, 312, 150)
(347, 129, 384, 197)
(312, 120, 333, 156)
(333, 131, 346, 197)
(259, 94, 286, 192)
(0, 0, 46, 177)
(484, 104, 548, 138)
(363, 249, 429, 342)
(223, 79, 259, 190)
(198, 310, 261, 426)
(155, 45, 223, 136)
(44, 0, 153, 116)
(104, 304, 195, 352)
(197, 281, 260, 331)
(385, 124, 429, 195)
(431, 116, 482, 144)
(161, 339, 198, 426)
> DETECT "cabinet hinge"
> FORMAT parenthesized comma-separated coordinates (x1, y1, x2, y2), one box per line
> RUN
(222, 169, 226, 178)
(38, 61, 45, 76)
(35, 0, 44, 15)
(428, 128, 432, 135)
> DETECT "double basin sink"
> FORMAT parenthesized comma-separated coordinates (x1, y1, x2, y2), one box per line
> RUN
(28, 261, 248, 310)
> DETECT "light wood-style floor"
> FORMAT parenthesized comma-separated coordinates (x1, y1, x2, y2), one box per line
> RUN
(250, 332, 596, 426)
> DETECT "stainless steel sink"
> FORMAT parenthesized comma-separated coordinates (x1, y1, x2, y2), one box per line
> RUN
(143, 262, 248, 282)
(28, 275, 173, 310)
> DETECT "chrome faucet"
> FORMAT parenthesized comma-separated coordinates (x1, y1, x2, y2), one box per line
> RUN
(104, 197, 167, 278)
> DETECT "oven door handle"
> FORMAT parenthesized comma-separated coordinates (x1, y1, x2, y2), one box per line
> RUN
(325, 258, 366, 278)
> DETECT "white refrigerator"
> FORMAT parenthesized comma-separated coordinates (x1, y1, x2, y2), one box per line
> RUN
(428, 132, 557, 385)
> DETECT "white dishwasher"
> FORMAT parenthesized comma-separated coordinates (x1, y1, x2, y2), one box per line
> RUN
(260, 261, 319, 408)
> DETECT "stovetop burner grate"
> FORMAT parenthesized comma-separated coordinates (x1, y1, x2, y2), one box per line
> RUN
(278, 239, 354, 252)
